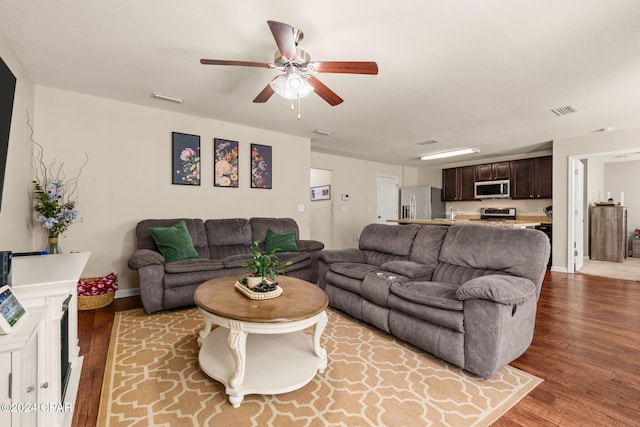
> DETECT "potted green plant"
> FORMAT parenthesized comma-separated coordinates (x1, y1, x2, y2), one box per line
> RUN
(242, 241, 292, 289)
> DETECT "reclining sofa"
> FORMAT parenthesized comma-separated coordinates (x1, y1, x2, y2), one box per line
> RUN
(128, 217, 324, 313)
(317, 223, 550, 378)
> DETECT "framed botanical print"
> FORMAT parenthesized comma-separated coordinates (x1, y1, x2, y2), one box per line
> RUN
(214, 138, 239, 187)
(250, 143, 272, 189)
(172, 132, 200, 185)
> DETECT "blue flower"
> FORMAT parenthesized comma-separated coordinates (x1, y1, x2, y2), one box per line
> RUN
(36, 215, 59, 229)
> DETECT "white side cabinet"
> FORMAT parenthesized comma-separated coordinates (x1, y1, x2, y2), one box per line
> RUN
(0, 307, 46, 427)
(10, 253, 90, 427)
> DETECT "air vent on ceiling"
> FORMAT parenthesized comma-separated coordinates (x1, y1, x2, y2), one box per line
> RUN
(550, 105, 578, 116)
(417, 140, 438, 145)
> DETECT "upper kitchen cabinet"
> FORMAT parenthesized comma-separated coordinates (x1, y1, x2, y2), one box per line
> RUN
(511, 156, 552, 199)
(475, 161, 510, 181)
(442, 166, 475, 201)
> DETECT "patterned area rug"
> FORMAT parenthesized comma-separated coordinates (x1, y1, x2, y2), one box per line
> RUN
(97, 307, 541, 426)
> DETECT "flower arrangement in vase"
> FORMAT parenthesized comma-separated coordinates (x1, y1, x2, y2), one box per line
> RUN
(30, 116, 88, 254)
(240, 241, 292, 291)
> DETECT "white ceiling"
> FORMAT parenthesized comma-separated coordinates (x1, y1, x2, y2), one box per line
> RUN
(2, 0, 640, 167)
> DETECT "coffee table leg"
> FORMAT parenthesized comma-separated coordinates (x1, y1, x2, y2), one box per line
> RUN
(313, 311, 328, 373)
(227, 320, 247, 407)
(197, 311, 214, 347)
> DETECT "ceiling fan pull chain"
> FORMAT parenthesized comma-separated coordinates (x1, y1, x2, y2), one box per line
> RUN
(297, 95, 302, 121)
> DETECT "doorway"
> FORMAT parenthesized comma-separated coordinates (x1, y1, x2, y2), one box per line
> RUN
(567, 149, 639, 273)
(310, 168, 333, 249)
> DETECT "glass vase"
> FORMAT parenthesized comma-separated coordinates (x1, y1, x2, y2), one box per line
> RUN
(46, 237, 63, 255)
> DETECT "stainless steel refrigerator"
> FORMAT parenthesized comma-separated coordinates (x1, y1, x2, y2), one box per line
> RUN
(399, 186, 445, 220)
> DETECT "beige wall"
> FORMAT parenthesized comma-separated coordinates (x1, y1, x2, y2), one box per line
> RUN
(310, 152, 417, 249)
(30, 86, 311, 292)
(553, 129, 640, 270)
(0, 34, 36, 250)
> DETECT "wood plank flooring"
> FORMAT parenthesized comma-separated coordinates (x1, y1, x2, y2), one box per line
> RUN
(71, 272, 640, 426)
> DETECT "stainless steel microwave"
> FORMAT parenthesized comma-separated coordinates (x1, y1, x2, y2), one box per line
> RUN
(474, 179, 510, 199)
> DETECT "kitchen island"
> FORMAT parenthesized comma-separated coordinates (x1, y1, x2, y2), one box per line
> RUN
(388, 218, 543, 228)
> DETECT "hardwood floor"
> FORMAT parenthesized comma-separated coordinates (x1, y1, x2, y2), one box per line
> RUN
(72, 272, 640, 426)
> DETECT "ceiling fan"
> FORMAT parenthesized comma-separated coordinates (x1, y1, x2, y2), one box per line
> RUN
(200, 20, 378, 107)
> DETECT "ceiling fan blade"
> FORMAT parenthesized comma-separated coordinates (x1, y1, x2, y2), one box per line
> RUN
(253, 82, 275, 103)
(306, 76, 344, 106)
(310, 61, 379, 75)
(200, 59, 272, 68)
(267, 20, 298, 60)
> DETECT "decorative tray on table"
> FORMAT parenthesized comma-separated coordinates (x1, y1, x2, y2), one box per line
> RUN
(234, 281, 283, 300)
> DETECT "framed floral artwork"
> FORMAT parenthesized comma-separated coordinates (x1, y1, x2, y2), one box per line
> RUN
(214, 138, 239, 187)
(250, 143, 272, 189)
(172, 132, 200, 185)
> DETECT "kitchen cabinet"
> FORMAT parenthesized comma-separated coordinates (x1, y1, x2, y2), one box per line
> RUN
(511, 156, 552, 199)
(442, 166, 475, 201)
(590, 206, 627, 262)
(475, 161, 510, 181)
(0, 307, 46, 427)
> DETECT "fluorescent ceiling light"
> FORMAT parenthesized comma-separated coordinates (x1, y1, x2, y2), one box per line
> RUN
(152, 92, 185, 104)
(420, 148, 479, 161)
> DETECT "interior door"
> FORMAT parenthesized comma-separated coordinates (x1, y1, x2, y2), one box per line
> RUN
(573, 160, 585, 271)
(377, 176, 398, 224)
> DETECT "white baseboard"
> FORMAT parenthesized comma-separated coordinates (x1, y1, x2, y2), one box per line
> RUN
(550, 266, 569, 273)
(115, 287, 140, 298)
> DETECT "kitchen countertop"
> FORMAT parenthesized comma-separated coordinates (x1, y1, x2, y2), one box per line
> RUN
(387, 218, 545, 228)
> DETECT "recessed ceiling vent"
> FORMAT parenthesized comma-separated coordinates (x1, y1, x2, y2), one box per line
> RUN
(550, 105, 578, 116)
(417, 140, 438, 145)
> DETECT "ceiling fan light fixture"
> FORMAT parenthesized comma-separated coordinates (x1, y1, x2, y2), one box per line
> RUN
(420, 148, 479, 161)
(269, 69, 314, 100)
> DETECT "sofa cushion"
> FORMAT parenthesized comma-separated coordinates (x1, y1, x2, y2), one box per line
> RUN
(250, 217, 300, 243)
(389, 281, 463, 311)
(221, 254, 251, 269)
(438, 225, 550, 284)
(136, 218, 210, 258)
(165, 258, 224, 274)
(456, 275, 537, 305)
(148, 221, 199, 263)
(358, 223, 421, 257)
(380, 260, 433, 279)
(276, 251, 310, 265)
(409, 225, 448, 266)
(264, 228, 299, 253)
(329, 262, 379, 280)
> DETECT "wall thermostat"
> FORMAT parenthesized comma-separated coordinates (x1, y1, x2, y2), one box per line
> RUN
(342, 194, 350, 201)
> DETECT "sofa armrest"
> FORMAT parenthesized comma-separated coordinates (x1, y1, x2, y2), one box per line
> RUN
(456, 275, 536, 305)
(319, 248, 366, 264)
(297, 239, 325, 252)
(128, 249, 165, 270)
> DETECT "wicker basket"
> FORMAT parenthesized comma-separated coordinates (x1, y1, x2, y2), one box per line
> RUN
(78, 291, 115, 310)
(78, 275, 116, 311)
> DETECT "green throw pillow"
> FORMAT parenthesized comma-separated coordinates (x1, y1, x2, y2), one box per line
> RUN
(148, 221, 199, 263)
(264, 228, 299, 253)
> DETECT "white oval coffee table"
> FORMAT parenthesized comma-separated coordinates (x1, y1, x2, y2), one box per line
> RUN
(194, 275, 329, 407)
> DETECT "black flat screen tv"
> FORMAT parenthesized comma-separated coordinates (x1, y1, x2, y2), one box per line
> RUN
(0, 56, 17, 212)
